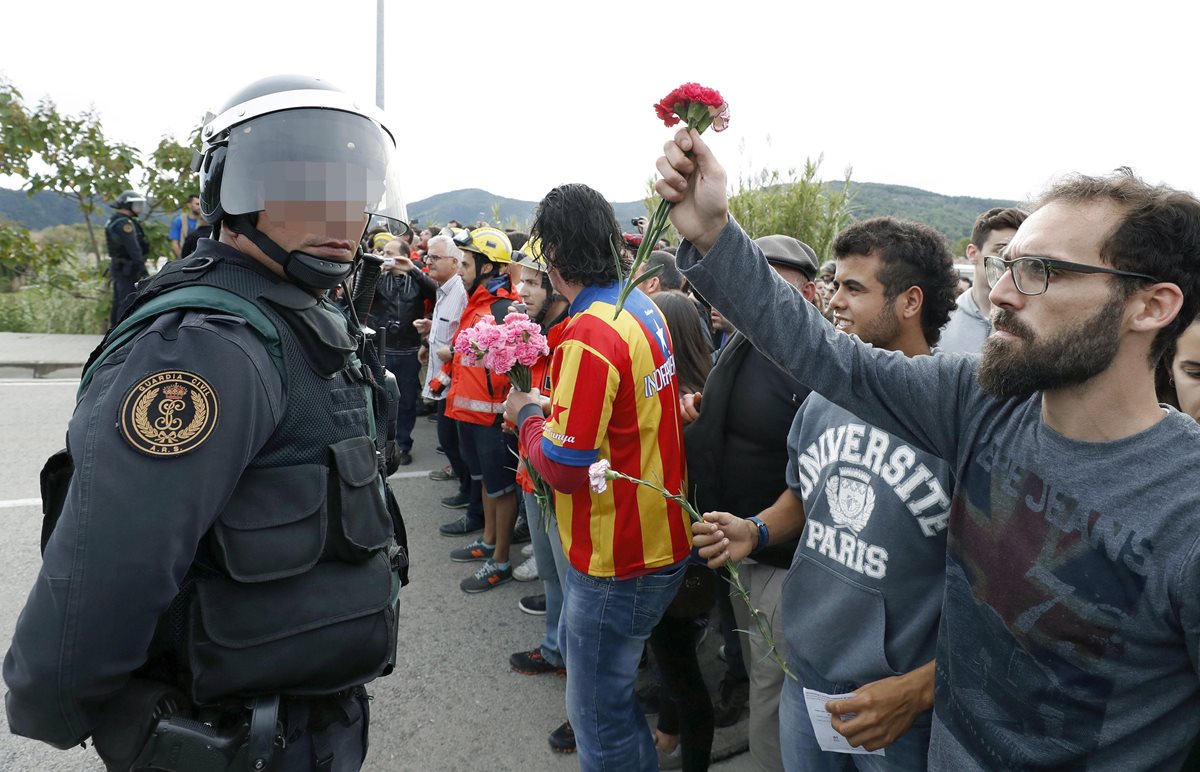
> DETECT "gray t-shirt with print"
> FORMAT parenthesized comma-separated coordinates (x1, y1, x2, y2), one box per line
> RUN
(782, 393, 951, 686)
(679, 220, 1200, 771)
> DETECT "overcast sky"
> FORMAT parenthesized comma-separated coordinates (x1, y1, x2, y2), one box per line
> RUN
(3, 0, 1197, 209)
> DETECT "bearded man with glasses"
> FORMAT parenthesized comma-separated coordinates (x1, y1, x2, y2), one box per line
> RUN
(659, 124, 1200, 772)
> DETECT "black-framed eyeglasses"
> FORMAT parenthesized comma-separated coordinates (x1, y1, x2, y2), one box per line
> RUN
(983, 255, 1160, 296)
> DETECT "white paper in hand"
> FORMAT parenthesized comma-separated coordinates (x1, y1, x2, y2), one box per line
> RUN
(802, 688, 886, 756)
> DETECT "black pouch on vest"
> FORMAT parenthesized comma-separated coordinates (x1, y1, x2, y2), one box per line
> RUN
(39, 448, 74, 554)
(326, 437, 393, 563)
(209, 465, 327, 583)
(187, 552, 398, 704)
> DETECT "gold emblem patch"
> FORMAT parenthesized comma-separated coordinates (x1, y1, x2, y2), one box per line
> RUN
(122, 222, 134, 233)
(119, 370, 219, 457)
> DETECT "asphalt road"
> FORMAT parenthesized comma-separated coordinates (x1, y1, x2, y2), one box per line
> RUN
(0, 380, 754, 771)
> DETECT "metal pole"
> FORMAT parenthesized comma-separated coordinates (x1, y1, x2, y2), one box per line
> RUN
(375, 0, 385, 109)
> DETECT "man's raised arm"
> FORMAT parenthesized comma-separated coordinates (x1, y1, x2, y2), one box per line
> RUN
(656, 128, 978, 465)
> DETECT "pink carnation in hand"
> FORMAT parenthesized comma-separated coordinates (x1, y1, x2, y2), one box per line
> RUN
(484, 347, 517, 374)
(588, 460, 612, 494)
(513, 341, 545, 367)
(473, 323, 502, 349)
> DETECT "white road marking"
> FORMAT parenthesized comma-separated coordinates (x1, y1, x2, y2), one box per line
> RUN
(389, 470, 436, 479)
(1, 472, 433, 509)
(0, 498, 40, 509)
(0, 380, 80, 387)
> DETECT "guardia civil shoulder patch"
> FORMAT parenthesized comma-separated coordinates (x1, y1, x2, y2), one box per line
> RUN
(119, 370, 219, 457)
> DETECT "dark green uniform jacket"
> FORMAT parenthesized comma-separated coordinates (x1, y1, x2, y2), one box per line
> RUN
(3, 239, 407, 751)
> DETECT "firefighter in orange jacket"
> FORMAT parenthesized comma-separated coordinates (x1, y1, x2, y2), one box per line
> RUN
(444, 227, 523, 593)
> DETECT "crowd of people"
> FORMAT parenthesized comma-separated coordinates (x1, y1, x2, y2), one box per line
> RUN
(358, 158, 1200, 771)
(8, 72, 1200, 772)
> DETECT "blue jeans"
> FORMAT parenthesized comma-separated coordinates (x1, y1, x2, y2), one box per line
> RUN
(384, 351, 421, 452)
(778, 659, 931, 772)
(523, 490, 567, 668)
(561, 559, 688, 772)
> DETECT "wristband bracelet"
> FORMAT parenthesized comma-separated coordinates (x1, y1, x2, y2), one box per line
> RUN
(747, 516, 769, 555)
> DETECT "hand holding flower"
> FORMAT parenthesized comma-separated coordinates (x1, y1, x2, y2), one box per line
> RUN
(611, 83, 730, 318)
(655, 128, 730, 254)
(691, 511, 756, 568)
(504, 387, 542, 427)
(587, 458, 795, 680)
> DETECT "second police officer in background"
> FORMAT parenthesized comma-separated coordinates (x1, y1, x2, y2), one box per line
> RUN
(4, 75, 411, 771)
(106, 189, 151, 326)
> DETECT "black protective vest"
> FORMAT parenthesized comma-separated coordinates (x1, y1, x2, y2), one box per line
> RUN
(84, 240, 409, 706)
(104, 213, 149, 262)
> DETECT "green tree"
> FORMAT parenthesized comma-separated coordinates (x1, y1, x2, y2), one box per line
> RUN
(0, 221, 79, 291)
(0, 80, 139, 264)
(140, 127, 203, 258)
(728, 155, 854, 261)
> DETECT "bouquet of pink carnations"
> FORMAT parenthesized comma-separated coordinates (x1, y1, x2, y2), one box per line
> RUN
(456, 310, 556, 518)
(454, 311, 549, 393)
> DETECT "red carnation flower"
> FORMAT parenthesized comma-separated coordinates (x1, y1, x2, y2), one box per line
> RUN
(652, 82, 730, 133)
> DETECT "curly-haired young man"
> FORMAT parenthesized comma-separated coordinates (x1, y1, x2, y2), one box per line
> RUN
(696, 217, 961, 770)
(504, 183, 691, 770)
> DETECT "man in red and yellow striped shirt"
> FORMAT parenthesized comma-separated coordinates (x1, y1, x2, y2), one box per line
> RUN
(506, 183, 689, 769)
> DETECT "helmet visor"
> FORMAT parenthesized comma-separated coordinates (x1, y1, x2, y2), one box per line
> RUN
(218, 108, 407, 228)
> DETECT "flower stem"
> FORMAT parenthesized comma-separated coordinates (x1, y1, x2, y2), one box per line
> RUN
(613, 196, 674, 319)
(605, 469, 796, 680)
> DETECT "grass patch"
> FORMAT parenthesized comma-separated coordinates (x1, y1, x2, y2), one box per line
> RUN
(0, 279, 109, 334)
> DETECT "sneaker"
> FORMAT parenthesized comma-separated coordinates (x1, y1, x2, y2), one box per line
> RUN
(657, 745, 683, 770)
(461, 560, 512, 593)
(513, 556, 539, 582)
(521, 543, 534, 559)
(712, 676, 750, 728)
(441, 513, 482, 537)
(450, 539, 495, 563)
(429, 465, 458, 482)
(396, 450, 413, 466)
(548, 721, 576, 754)
(439, 514, 483, 537)
(510, 648, 566, 677)
(518, 593, 547, 616)
(511, 516, 531, 544)
(441, 491, 470, 509)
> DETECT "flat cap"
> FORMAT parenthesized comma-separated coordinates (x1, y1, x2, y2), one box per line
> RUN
(753, 235, 819, 280)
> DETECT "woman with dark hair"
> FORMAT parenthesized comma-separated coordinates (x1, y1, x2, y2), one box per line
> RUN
(653, 290, 713, 395)
(647, 288, 716, 770)
(1158, 314, 1200, 420)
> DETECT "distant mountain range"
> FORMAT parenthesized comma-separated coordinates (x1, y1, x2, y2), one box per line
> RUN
(1, 183, 1020, 243)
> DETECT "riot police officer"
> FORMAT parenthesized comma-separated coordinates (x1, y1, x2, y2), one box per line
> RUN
(106, 189, 151, 325)
(4, 75, 410, 771)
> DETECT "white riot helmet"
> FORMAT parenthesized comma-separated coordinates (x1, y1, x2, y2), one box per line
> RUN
(196, 74, 408, 290)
